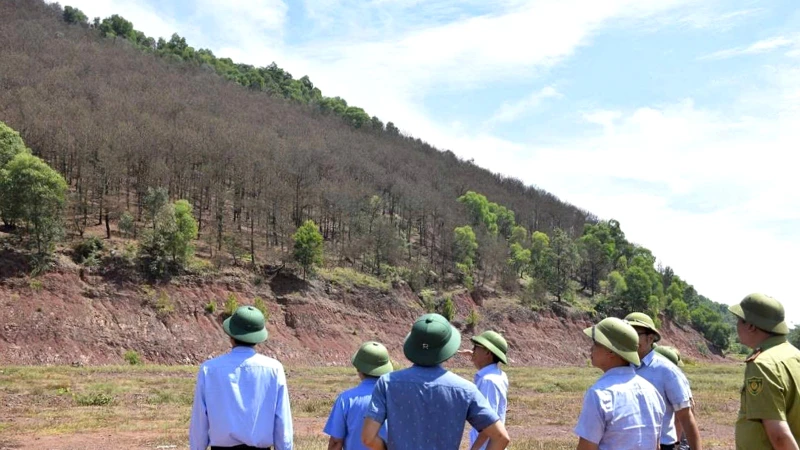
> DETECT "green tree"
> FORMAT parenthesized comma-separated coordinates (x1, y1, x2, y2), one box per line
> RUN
(98, 14, 136, 40)
(457, 191, 497, 234)
(0, 121, 30, 168)
(620, 266, 653, 313)
(63, 6, 88, 25)
(293, 220, 323, 279)
(789, 325, 800, 348)
(168, 199, 198, 264)
(143, 187, 168, 230)
(440, 296, 456, 321)
(0, 153, 67, 255)
(453, 225, 478, 289)
(547, 228, 579, 302)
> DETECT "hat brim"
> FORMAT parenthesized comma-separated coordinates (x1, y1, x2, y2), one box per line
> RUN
(584, 326, 640, 366)
(470, 335, 508, 365)
(403, 326, 461, 366)
(728, 304, 789, 335)
(627, 321, 662, 342)
(223, 316, 268, 344)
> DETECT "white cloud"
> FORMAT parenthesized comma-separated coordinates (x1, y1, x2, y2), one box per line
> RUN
(487, 86, 561, 125)
(700, 35, 800, 60)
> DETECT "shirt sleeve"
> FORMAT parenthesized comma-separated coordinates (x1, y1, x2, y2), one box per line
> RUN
(188, 367, 209, 450)
(743, 361, 787, 421)
(323, 393, 347, 440)
(273, 367, 294, 450)
(574, 389, 606, 445)
(663, 366, 693, 410)
(466, 388, 501, 432)
(366, 376, 388, 425)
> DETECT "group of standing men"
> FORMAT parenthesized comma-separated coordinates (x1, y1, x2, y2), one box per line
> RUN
(188, 292, 799, 450)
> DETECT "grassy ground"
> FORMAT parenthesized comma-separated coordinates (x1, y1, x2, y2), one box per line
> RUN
(0, 363, 742, 449)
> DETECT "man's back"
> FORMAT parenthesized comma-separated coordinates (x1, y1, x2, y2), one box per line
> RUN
(189, 347, 293, 450)
(324, 378, 384, 450)
(367, 365, 499, 450)
(635, 350, 692, 445)
(469, 364, 508, 450)
(736, 338, 800, 449)
(575, 366, 665, 450)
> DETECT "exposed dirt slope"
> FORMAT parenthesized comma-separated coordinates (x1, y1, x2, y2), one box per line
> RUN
(0, 259, 722, 367)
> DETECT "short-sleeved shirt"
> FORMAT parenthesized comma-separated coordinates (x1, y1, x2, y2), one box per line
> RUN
(574, 365, 665, 450)
(469, 363, 508, 450)
(736, 336, 800, 450)
(323, 378, 386, 450)
(366, 364, 500, 450)
(634, 350, 693, 445)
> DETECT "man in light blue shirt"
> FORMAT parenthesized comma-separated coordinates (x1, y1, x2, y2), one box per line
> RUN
(575, 317, 665, 450)
(461, 330, 509, 450)
(189, 306, 293, 450)
(324, 341, 393, 450)
(361, 313, 510, 450)
(626, 312, 702, 450)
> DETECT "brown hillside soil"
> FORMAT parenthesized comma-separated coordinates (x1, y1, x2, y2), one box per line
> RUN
(0, 259, 722, 367)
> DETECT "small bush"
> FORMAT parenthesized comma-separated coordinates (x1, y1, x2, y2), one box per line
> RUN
(466, 309, 480, 329)
(224, 293, 238, 316)
(73, 235, 104, 263)
(696, 341, 710, 357)
(29, 279, 43, 291)
(155, 290, 175, 318)
(75, 392, 114, 406)
(123, 350, 141, 365)
(420, 289, 436, 313)
(440, 296, 456, 321)
(253, 296, 269, 320)
(204, 301, 216, 314)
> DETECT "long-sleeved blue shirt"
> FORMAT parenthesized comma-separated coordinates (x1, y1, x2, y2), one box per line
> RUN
(469, 363, 508, 450)
(189, 346, 293, 450)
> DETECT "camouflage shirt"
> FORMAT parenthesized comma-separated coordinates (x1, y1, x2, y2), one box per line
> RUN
(735, 336, 800, 450)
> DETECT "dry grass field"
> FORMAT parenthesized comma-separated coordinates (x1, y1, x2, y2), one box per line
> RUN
(0, 363, 742, 449)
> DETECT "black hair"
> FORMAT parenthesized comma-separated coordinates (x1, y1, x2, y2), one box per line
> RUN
(232, 339, 256, 347)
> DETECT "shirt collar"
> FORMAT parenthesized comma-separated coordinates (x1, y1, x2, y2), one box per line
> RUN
(601, 365, 636, 378)
(754, 335, 788, 353)
(476, 363, 501, 378)
(640, 349, 656, 367)
(359, 377, 379, 388)
(231, 346, 257, 355)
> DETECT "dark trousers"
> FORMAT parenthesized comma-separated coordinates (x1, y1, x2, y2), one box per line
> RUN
(210, 446, 271, 450)
(661, 444, 676, 450)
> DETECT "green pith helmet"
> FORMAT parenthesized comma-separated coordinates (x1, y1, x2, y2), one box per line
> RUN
(223, 306, 268, 344)
(654, 344, 683, 367)
(471, 330, 508, 365)
(728, 293, 789, 335)
(583, 317, 641, 366)
(351, 341, 393, 377)
(403, 313, 461, 366)
(624, 312, 662, 342)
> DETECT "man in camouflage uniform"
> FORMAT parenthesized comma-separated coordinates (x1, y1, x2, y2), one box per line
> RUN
(729, 293, 800, 450)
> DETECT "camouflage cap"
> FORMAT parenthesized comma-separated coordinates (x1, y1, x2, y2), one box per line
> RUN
(624, 312, 662, 342)
(728, 293, 789, 335)
(583, 317, 640, 366)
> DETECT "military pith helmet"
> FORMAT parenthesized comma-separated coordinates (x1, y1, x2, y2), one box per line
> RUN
(223, 306, 268, 344)
(471, 330, 508, 365)
(352, 341, 393, 377)
(403, 313, 461, 366)
(583, 317, 641, 366)
(624, 312, 662, 342)
(728, 293, 789, 335)
(654, 345, 683, 367)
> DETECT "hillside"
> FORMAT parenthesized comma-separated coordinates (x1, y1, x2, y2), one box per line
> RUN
(0, 242, 719, 366)
(0, 0, 740, 360)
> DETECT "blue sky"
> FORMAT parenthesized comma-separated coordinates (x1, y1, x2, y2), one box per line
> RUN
(55, 0, 800, 325)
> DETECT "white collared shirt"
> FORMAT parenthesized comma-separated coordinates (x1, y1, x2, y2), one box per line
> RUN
(574, 365, 665, 450)
(189, 346, 293, 450)
(635, 350, 693, 445)
(469, 363, 508, 450)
